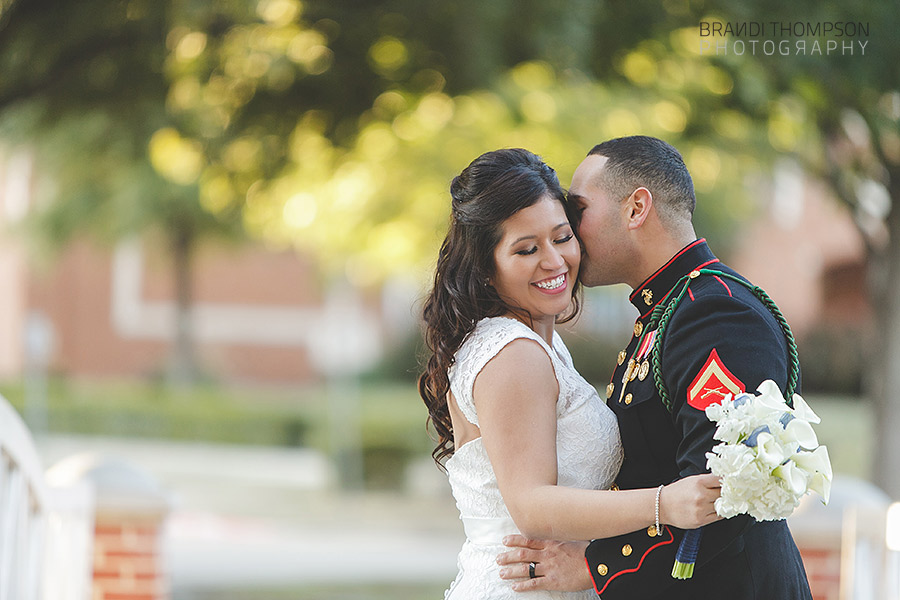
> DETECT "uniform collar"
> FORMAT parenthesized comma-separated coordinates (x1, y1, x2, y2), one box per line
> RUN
(629, 239, 720, 319)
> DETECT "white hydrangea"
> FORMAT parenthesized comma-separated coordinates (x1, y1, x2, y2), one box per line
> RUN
(705, 381, 832, 521)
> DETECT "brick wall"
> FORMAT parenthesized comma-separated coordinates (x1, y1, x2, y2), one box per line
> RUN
(92, 519, 167, 600)
(51, 455, 172, 600)
(789, 477, 895, 600)
(798, 546, 841, 600)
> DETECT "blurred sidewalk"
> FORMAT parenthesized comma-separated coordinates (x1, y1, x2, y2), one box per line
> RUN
(31, 432, 900, 599)
(36, 434, 464, 591)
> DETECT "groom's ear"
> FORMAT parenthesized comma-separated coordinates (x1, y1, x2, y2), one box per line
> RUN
(624, 187, 653, 230)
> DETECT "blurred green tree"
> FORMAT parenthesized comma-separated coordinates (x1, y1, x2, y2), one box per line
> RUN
(264, 0, 900, 497)
(254, 1, 769, 280)
(0, 0, 337, 383)
(0, 0, 761, 382)
(694, 0, 900, 499)
(1, 0, 895, 495)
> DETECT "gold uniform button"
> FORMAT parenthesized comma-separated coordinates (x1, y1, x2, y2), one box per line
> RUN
(624, 393, 633, 405)
(622, 544, 633, 557)
(647, 525, 658, 537)
(633, 321, 643, 337)
(617, 350, 626, 365)
(597, 564, 608, 576)
(689, 270, 700, 279)
(606, 382, 615, 399)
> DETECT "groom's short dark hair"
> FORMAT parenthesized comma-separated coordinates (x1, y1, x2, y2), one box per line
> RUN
(588, 136, 696, 222)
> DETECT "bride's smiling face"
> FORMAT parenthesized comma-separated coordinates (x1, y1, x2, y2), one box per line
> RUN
(491, 196, 580, 326)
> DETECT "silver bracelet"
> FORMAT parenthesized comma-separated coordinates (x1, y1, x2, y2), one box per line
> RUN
(654, 484, 664, 536)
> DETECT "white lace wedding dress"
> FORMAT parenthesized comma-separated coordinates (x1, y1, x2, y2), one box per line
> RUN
(444, 317, 624, 599)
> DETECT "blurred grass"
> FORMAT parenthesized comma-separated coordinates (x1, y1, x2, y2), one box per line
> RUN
(0, 377, 435, 486)
(0, 378, 873, 481)
(177, 583, 449, 600)
(804, 394, 875, 480)
(1, 378, 315, 447)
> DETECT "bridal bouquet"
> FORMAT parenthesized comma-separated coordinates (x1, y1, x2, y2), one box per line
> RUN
(705, 380, 832, 519)
(671, 380, 832, 579)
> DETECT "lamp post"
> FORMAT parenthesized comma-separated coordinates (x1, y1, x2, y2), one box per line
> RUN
(311, 281, 380, 492)
(24, 310, 54, 435)
(886, 502, 900, 600)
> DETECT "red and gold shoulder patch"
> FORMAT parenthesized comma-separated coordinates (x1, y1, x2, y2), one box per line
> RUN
(687, 349, 744, 411)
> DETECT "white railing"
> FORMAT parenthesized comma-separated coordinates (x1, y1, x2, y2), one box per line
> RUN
(0, 396, 93, 600)
(841, 502, 900, 600)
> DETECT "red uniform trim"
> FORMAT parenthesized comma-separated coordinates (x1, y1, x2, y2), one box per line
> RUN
(688, 288, 695, 301)
(634, 243, 722, 319)
(694, 258, 720, 271)
(713, 275, 732, 296)
(591, 526, 676, 596)
(586, 556, 596, 594)
(630, 239, 707, 303)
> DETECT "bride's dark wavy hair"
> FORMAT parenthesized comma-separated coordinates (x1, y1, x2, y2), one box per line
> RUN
(418, 148, 582, 467)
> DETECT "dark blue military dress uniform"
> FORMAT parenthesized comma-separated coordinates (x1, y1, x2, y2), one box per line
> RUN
(584, 239, 813, 600)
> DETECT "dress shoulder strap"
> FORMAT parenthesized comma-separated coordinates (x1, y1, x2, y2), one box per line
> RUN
(448, 317, 552, 426)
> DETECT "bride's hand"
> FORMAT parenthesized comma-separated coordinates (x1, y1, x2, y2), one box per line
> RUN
(659, 473, 721, 529)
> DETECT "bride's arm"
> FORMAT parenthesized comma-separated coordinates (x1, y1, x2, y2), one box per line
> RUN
(474, 338, 718, 541)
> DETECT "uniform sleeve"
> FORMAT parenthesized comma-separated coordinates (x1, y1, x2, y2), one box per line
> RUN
(661, 291, 791, 565)
(584, 289, 795, 597)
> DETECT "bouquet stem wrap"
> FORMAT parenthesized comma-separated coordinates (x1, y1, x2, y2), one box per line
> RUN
(672, 527, 703, 579)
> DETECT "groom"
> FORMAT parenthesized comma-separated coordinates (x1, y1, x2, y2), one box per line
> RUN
(497, 136, 812, 599)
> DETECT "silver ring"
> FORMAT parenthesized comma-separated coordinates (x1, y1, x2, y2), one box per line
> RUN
(529, 561, 537, 579)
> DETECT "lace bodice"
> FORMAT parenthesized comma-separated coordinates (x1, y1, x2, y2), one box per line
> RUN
(443, 317, 623, 599)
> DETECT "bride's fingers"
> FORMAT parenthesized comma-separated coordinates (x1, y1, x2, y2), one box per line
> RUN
(698, 473, 721, 488)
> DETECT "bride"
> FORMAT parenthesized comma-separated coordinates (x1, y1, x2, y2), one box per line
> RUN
(418, 148, 721, 599)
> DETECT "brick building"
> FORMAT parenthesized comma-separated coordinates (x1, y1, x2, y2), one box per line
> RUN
(0, 148, 387, 385)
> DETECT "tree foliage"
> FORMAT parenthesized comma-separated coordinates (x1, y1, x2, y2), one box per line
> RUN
(1, 0, 898, 490)
(692, 0, 900, 497)
(0, 0, 772, 282)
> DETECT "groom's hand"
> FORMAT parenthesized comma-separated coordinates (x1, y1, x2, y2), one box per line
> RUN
(497, 535, 592, 593)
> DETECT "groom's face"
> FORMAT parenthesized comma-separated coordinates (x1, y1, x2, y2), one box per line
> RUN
(568, 154, 632, 287)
